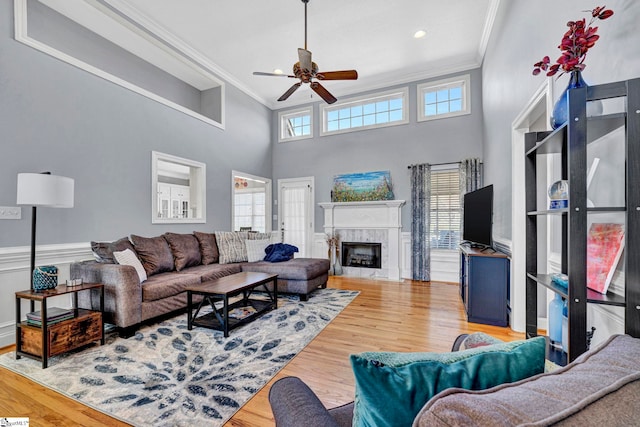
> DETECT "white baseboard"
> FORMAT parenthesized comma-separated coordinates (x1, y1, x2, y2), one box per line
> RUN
(0, 242, 93, 348)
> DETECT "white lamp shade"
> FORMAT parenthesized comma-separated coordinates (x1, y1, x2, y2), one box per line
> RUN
(17, 173, 74, 208)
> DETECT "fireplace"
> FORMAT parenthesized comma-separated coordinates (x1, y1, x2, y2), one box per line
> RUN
(342, 242, 382, 269)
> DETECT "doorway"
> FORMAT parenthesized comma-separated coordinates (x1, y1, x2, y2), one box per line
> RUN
(278, 177, 314, 257)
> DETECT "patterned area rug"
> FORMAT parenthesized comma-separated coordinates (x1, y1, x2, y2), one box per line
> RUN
(0, 288, 358, 426)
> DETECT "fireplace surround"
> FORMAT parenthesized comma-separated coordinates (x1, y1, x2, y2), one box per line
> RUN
(319, 200, 405, 280)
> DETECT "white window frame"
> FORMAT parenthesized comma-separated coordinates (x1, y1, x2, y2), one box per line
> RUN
(231, 171, 272, 233)
(417, 74, 471, 122)
(152, 151, 206, 224)
(429, 165, 461, 251)
(278, 107, 313, 142)
(320, 87, 409, 136)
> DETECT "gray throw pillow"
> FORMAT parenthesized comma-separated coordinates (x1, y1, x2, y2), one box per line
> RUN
(130, 234, 175, 276)
(91, 237, 136, 263)
(163, 233, 202, 271)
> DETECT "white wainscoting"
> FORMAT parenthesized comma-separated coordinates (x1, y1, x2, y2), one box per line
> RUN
(0, 243, 94, 348)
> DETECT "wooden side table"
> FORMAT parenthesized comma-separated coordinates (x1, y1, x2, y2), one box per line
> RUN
(15, 283, 104, 368)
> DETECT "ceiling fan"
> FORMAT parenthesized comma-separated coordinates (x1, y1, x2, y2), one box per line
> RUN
(253, 0, 358, 104)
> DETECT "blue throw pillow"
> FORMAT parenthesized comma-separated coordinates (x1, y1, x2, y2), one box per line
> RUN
(350, 336, 546, 427)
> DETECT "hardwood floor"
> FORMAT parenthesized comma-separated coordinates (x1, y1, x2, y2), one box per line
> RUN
(0, 276, 522, 426)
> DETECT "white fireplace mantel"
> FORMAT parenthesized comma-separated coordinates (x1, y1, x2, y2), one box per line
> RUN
(319, 200, 405, 280)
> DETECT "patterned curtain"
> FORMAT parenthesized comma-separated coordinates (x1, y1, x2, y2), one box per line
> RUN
(459, 158, 483, 237)
(410, 164, 431, 281)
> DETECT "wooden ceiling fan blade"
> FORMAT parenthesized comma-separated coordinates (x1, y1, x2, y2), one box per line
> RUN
(298, 48, 313, 72)
(253, 71, 296, 78)
(316, 70, 358, 80)
(310, 82, 337, 104)
(278, 82, 302, 101)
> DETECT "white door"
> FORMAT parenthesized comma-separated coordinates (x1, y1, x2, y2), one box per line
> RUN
(278, 177, 314, 257)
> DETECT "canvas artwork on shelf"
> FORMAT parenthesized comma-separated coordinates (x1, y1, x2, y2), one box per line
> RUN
(586, 223, 625, 294)
(331, 170, 394, 202)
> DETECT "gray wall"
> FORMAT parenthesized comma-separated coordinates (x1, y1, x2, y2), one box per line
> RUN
(482, 0, 640, 240)
(0, 0, 272, 247)
(272, 69, 484, 232)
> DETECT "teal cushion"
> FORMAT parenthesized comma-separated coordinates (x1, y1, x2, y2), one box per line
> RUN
(350, 336, 546, 427)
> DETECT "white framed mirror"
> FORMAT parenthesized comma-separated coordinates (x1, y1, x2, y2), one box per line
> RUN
(152, 151, 206, 224)
(231, 171, 272, 233)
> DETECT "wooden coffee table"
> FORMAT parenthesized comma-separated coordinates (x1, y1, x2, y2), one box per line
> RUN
(186, 272, 278, 337)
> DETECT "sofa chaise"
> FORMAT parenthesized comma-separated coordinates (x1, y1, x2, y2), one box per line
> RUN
(70, 231, 329, 337)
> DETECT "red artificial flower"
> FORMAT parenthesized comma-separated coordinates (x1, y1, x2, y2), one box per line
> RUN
(532, 5, 614, 77)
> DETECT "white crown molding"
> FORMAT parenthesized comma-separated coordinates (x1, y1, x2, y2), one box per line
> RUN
(477, 0, 502, 63)
(99, 0, 270, 109)
(15, 0, 225, 129)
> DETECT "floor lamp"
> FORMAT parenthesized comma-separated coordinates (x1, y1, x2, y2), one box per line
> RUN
(16, 172, 74, 297)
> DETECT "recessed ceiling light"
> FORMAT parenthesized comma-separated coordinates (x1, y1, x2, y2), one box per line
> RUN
(414, 30, 427, 39)
(273, 69, 284, 75)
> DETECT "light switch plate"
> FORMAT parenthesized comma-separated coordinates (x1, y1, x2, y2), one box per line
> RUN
(0, 206, 21, 219)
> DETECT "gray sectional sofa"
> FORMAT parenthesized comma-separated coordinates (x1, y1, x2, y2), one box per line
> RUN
(269, 333, 640, 426)
(70, 231, 329, 337)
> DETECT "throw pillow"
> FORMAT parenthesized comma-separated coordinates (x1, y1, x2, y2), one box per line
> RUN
(91, 237, 135, 263)
(245, 239, 270, 262)
(113, 249, 147, 283)
(193, 231, 219, 265)
(350, 336, 546, 427)
(215, 231, 249, 264)
(163, 232, 202, 271)
(248, 232, 271, 241)
(130, 234, 175, 276)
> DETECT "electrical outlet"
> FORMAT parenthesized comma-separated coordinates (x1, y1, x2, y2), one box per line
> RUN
(0, 206, 21, 219)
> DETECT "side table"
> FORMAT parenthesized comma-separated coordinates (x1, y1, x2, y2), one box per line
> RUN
(15, 283, 104, 368)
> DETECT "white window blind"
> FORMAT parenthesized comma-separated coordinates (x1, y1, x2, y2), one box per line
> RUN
(430, 169, 461, 250)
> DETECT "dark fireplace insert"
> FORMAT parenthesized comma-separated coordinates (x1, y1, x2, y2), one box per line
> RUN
(341, 242, 382, 269)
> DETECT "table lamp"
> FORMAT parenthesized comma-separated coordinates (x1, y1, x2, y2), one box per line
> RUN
(17, 172, 74, 292)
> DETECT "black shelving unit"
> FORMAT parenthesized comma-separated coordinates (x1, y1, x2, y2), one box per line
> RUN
(525, 78, 640, 363)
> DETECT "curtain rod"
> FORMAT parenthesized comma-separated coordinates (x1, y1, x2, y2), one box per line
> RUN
(407, 161, 461, 169)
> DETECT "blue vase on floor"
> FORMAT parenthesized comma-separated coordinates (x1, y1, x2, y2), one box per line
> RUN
(548, 293, 563, 345)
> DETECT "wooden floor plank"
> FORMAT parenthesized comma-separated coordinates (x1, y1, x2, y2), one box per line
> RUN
(0, 276, 521, 426)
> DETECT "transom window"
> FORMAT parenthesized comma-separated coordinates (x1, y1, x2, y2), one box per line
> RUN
(430, 168, 461, 250)
(279, 107, 313, 142)
(418, 74, 471, 122)
(321, 88, 409, 136)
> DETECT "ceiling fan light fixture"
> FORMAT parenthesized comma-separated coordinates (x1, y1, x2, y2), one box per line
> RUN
(253, 0, 358, 104)
(413, 29, 427, 39)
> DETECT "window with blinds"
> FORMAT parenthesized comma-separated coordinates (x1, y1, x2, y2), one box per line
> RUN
(430, 169, 461, 250)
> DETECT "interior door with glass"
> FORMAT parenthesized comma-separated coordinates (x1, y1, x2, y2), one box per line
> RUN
(278, 177, 314, 257)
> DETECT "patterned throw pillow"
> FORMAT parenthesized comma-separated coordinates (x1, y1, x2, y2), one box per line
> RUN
(245, 239, 270, 262)
(193, 232, 219, 265)
(113, 249, 147, 283)
(214, 231, 249, 264)
(130, 234, 175, 276)
(163, 233, 202, 271)
(91, 237, 135, 263)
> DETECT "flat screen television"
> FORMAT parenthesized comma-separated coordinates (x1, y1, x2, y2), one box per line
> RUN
(463, 184, 493, 248)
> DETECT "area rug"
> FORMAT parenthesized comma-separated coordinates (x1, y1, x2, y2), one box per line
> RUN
(0, 288, 358, 427)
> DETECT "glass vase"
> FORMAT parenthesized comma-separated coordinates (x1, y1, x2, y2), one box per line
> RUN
(551, 70, 602, 129)
(334, 249, 343, 275)
(548, 293, 563, 344)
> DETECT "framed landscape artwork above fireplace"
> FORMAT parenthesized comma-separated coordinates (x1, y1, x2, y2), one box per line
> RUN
(331, 170, 394, 202)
